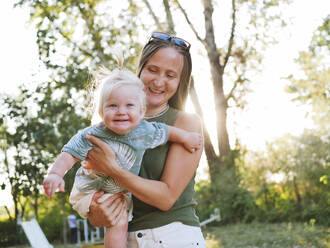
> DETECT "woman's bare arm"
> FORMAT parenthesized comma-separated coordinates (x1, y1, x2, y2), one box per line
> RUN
(85, 113, 203, 211)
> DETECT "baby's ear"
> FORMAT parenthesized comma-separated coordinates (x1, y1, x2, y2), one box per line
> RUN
(98, 109, 104, 119)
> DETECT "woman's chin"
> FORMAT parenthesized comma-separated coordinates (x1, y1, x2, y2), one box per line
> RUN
(147, 97, 165, 108)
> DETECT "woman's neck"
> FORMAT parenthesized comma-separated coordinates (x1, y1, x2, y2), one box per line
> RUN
(145, 104, 169, 119)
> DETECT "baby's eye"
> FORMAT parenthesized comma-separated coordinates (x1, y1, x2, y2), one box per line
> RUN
(127, 103, 134, 107)
(109, 104, 117, 108)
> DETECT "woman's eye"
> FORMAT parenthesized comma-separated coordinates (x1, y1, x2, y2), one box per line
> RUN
(148, 68, 156, 73)
(167, 74, 175, 78)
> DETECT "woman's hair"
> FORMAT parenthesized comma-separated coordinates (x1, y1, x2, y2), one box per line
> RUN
(136, 37, 192, 110)
(93, 67, 146, 118)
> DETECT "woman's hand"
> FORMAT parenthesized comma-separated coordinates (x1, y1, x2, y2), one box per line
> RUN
(83, 135, 117, 176)
(88, 191, 127, 227)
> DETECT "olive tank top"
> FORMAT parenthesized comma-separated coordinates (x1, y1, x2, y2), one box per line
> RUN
(128, 107, 200, 231)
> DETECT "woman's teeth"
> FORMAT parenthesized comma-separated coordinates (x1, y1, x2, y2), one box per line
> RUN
(149, 88, 163, 94)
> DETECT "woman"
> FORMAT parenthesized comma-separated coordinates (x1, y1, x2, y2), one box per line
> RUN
(84, 32, 206, 247)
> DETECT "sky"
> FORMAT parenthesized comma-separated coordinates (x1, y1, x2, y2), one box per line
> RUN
(0, 0, 329, 207)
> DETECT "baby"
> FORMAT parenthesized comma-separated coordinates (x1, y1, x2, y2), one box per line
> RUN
(43, 65, 202, 248)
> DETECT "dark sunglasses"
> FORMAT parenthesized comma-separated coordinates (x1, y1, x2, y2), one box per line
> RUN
(149, 32, 191, 50)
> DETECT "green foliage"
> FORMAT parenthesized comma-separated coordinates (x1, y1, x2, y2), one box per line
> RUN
(232, 17, 327, 226)
(210, 172, 257, 224)
(309, 15, 329, 54)
(254, 18, 330, 225)
(195, 151, 258, 224)
(194, 180, 214, 222)
(0, 77, 90, 222)
(0, 219, 16, 247)
(286, 15, 330, 130)
(39, 196, 69, 242)
(242, 130, 330, 225)
(16, 0, 144, 71)
(204, 222, 330, 248)
(0, 194, 76, 245)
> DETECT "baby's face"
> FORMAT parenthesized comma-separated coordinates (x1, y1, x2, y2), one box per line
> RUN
(102, 85, 144, 135)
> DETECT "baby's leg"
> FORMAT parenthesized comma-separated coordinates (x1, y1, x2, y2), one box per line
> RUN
(104, 209, 128, 248)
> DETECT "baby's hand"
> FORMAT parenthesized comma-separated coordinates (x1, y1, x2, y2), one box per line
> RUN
(183, 132, 203, 153)
(43, 173, 65, 198)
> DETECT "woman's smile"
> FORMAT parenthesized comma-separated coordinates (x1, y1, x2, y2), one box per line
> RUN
(147, 87, 164, 95)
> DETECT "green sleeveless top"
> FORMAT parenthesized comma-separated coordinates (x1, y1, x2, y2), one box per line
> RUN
(128, 107, 200, 231)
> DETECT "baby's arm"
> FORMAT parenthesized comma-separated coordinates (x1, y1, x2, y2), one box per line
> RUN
(43, 152, 78, 198)
(167, 125, 202, 153)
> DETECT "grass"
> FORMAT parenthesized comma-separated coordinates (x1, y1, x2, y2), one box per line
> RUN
(203, 222, 330, 248)
(9, 222, 329, 248)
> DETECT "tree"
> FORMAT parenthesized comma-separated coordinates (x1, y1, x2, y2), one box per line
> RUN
(0, 81, 88, 218)
(286, 15, 330, 131)
(0, 75, 92, 244)
(241, 129, 330, 224)
(272, 131, 329, 223)
(16, 0, 144, 71)
(0, 91, 45, 223)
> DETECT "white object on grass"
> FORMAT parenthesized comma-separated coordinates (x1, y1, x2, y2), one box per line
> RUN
(19, 218, 53, 248)
(200, 208, 221, 227)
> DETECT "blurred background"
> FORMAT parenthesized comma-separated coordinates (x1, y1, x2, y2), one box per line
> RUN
(0, 0, 329, 247)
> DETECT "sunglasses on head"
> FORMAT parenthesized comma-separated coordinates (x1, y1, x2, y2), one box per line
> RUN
(149, 32, 191, 50)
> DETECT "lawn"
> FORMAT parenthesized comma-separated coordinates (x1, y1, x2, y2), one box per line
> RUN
(10, 222, 330, 248)
(203, 222, 330, 248)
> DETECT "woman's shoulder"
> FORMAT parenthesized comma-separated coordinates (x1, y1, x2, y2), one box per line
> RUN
(176, 111, 200, 122)
(175, 111, 202, 131)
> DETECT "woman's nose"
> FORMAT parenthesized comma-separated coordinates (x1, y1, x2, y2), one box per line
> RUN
(152, 76, 165, 87)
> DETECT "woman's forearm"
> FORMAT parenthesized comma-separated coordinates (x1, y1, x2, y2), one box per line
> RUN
(111, 165, 174, 211)
(110, 142, 202, 210)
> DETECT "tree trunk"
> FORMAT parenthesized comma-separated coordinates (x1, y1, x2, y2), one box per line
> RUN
(189, 78, 220, 182)
(189, 78, 217, 164)
(4, 205, 13, 222)
(203, 0, 231, 159)
(34, 193, 39, 221)
(293, 176, 302, 210)
(163, 0, 174, 33)
(62, 197, 67, 247)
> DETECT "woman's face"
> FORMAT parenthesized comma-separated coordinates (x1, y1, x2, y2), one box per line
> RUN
(140, 47, 184, 111)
